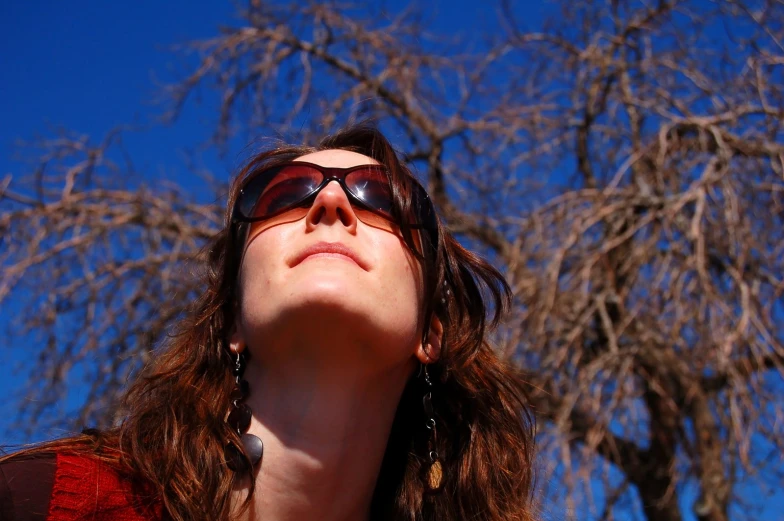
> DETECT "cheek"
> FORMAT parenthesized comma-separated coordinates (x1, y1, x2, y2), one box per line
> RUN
(236, 230, 282, 309)
(380, 235, 426, 316)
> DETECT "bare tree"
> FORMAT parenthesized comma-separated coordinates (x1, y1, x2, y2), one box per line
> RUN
(2, 1, 782, 521)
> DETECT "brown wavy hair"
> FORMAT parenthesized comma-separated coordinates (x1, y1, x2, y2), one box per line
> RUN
(2, 124, 538, 521)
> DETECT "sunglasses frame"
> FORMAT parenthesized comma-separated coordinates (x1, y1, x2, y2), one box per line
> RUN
(230, 161, 439, 255)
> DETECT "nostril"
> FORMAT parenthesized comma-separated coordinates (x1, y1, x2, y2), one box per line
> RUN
(336, 207, 352, 225)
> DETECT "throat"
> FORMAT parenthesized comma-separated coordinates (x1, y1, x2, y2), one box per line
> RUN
(233, 359, 413, 521)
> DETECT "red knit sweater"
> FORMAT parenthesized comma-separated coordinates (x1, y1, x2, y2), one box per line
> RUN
(0, 452, 164, 521)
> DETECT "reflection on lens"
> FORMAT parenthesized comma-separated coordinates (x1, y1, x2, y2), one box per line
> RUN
(256, 177, 310, 215)
(347, 167, 393, 216)
(248, 166, 321, 218)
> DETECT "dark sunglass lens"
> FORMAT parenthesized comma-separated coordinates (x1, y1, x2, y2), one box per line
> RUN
(346, 167, 394, 216)
(244, 165, 321, 218)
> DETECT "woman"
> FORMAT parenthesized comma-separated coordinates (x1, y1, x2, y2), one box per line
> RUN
(0, 124, 537, 521)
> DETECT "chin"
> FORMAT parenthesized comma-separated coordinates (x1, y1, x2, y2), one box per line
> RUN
(284, 291, 377, 327)
(245, 294, 419, 364)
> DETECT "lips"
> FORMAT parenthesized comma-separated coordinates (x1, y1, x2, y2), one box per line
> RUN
(291, 241, 368, 270)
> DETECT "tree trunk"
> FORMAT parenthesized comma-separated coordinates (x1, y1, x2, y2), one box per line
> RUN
(634, 387, 682, 521)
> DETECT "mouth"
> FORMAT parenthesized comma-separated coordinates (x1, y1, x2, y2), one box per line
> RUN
(301, 252, 360, 266)
(291, 241, 368, 271)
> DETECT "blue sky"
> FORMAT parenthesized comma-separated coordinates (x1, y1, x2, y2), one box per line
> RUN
(1, 2, 780, 520)
(1, 1, 234, 188)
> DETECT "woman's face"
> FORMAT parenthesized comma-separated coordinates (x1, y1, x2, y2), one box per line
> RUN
(233, 149, 428, 372)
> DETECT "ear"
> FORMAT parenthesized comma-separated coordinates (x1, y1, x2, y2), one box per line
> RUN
(415, 315, 443, 364)
(229, 320, 246, 355)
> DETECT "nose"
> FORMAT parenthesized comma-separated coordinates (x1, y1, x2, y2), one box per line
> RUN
(304, 179, 358, 233)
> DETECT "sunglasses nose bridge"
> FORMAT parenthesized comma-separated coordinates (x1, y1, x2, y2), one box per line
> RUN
(310, 174, 355, 209)
(314, 172, 351, 198)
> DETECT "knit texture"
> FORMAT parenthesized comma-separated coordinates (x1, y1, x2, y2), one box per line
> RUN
(48, 453, 163, 521)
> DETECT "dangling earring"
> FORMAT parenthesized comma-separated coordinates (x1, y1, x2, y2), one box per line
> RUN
(421, 361, 444, 493)
(224, 351, 263, 472)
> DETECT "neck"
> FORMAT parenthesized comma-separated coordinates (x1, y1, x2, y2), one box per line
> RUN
(233, 351, 415, 521)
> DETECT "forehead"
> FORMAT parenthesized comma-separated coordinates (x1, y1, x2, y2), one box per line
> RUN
(294, 149, 379, 168)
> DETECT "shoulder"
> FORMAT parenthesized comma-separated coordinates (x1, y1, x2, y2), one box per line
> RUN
(1, 451, 163, 521)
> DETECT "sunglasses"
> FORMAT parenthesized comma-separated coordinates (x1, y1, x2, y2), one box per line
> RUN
(231, 161, 438, 253)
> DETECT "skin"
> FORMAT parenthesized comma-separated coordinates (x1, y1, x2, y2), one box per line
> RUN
(229, 149, 443, 521)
